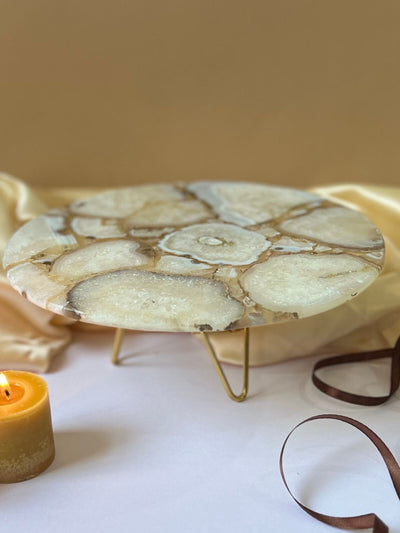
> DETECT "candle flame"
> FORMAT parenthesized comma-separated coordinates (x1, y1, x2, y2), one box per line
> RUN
(0, 373, 11, 400)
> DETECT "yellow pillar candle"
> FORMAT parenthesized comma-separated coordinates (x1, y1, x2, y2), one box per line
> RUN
(0, 371, 55, 483)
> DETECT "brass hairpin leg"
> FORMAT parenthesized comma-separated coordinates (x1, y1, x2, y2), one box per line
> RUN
(112, 328, 125, 365)
(202, 328, 250, 402)
(111, 326, 250, 402)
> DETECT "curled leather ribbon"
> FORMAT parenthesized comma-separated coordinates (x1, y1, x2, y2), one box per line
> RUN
(280, 414, 400, 532)
(312, 336, 400, 405)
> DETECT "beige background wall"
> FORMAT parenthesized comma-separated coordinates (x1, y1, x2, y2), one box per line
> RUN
(0, 0, 399, 189)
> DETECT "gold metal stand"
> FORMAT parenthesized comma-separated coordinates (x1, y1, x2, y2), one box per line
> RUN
(111, 327, 250, 402)
(202, 328, 250, 402)
(112, 328, 125, 365)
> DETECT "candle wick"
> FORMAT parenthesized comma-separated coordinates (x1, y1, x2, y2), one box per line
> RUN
(5, 389, 10, 400)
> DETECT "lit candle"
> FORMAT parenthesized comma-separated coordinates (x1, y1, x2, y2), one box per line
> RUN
(0, 371, 55, 483)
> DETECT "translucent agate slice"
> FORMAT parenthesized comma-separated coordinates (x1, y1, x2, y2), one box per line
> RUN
(242, 254, 379, 318)
(50, 240, 150, 281)
(188, 182, 319, 226)
(67, 270, 244, 331)
(279, 207, 383, 248)
(71, 217, 126, 238)
(3, 215, 77, 265)
(70, 185, 183, 218)
(160, 223, 270, 265)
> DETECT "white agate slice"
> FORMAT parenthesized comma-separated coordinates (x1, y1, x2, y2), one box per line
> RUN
(214, 266, 238, 279)
(33, 254, 59, 265)
(257, 226, 280, 238)
(188, 182, 319, 226)
(130, 228, 175, 238)
(155, 255, 212, 274)
(7, 263, 67, 308)
(279, 207, 383, 248)
(314, 244, 332, 253)
(67, 270, 244, 331)
(3, 216, 77, 268)
(50, 240, 150, 281)
(271, 236, 314, 252)
(366, 250, 385, 261)
(70, 185, 183, 218)
(71, 217, 126, 238)
(242, 253, 379, 318)
(125, 200, 210, 228)
(159, 223, 270, 265)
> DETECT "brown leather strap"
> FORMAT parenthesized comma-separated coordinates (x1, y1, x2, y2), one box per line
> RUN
(280, 414, 400, 532)
(312, 336, 400, 405)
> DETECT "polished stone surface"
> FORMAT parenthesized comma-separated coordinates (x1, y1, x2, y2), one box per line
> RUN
(3, 182, 384, 332)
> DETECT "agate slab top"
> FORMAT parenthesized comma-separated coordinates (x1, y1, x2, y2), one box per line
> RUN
(3, 182, 385, 332)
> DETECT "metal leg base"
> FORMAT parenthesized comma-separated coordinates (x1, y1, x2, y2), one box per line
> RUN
(111, 328, 125, 365)
(110, 327, 250, 402)
(201, 328, 250, 402)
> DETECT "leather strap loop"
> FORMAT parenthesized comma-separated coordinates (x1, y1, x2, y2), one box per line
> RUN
(280, 414, 400, 532)
(312, 336, 400, 405)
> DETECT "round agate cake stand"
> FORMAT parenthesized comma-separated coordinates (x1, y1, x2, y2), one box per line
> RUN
(3, 182, 385, 401)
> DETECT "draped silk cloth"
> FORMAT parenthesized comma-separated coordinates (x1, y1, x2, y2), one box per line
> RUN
(0, 172, 399, 371)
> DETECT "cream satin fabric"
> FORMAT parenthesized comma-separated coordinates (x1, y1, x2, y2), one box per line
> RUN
(0, 173, 399, 371)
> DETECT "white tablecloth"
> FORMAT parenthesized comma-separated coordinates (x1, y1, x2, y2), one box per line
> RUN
(3, 330, 400, 532)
